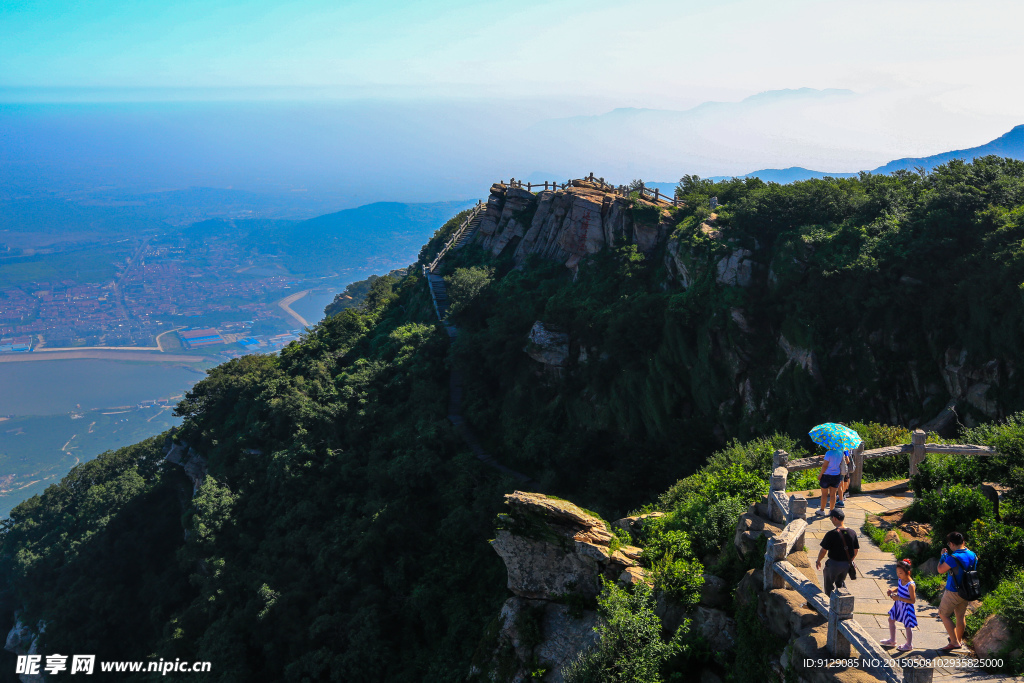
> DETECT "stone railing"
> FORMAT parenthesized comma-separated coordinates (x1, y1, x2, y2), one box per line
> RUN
(763, 515, 933, 683)
(423, 200, 485, 275)
(768, 450, 809, 524)
(504, 173, 684, 207)
(775, 430, 997, 491)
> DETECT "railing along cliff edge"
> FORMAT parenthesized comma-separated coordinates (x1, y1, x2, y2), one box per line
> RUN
(778, 429, 997, 491)
(763, 467, 931, 683)
(503, 172, 684, 207)
(423, 200, 485, 276)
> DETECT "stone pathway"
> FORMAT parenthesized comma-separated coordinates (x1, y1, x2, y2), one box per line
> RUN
(803, 489, 1010, 681)
(424, 224, 537, 488)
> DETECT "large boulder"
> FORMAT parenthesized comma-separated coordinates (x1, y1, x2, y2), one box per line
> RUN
(613, 511, 665, 543)
(700, 574, 729, 608)
(694, 607, 737, 652)
(734, 510, 783, 558)
(905, 540, 930, 556)
(917, 557, 940, 576)
(524, 322, 571, 368)
(972, 614, 1012, 657)
(4, 617, 44, 683)
(764, 588, 823, 640)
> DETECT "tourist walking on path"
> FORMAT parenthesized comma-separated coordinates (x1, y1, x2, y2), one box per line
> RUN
(881, 559, 917, 651)
(808, 422, 861, 513)
(816, 448, 845, 513)
(936, 531, 978, 651)
(839, 449, 853, 502)
(815, 508, 860, 596)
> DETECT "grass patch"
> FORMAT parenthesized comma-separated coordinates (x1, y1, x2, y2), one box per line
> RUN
(861, 517, 904, 555)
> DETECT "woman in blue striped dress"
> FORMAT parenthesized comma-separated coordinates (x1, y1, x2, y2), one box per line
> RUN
(881, 559, 917, 651)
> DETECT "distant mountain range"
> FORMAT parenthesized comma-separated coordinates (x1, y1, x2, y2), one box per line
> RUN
(195, 200, 477, 279)
(645, 124, 1024, 189)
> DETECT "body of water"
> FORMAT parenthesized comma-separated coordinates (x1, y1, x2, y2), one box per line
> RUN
(289, 288, 338, 327)
(0, 359, 208, 416)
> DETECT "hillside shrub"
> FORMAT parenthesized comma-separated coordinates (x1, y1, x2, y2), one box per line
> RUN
(988, 570, 1024, 633)
(911, 453, 987, 498)
(963, 411, 1024, 512)
(445, 266, 494, 317)
(657, 464, 768, 511)
(700, 434, 806, 478)
(907, 484, 995, 547)
(850, 421, 911, 481)
(563, 581, 688, 683)
(690, 496, 748, 559)
(970, 519, 1024, 589)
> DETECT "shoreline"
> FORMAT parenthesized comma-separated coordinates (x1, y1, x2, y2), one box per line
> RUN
(0, 350, 213, 363)
(276, 289, 311, 327)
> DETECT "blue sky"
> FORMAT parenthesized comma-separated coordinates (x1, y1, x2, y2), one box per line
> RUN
(4, 0, 1022, 107)
(2, 0, 1024, 200)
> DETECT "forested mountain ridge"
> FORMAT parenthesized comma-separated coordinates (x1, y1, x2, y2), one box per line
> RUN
(2, 157, 1024, 681)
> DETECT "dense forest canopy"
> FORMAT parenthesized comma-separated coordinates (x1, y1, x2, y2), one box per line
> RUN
(2, 157, 1024, 681)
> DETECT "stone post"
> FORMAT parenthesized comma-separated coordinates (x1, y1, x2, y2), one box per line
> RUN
(772, 449, 789, 469)
(910, 429, 926, 477)
(762, 537, 787, 591)
(902, 663, 934, 683)
(827, 587, 855, 656)
(789, 495, 808, 522)
(850, 442, 865, 492)
(770, 466, 788, 492)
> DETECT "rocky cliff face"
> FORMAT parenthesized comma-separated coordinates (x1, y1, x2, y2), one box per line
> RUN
(472, 491, 645, 683)
(5, 617, 45, 683)
(473, 181, 672, 270)
(469, 180, 1017, 434)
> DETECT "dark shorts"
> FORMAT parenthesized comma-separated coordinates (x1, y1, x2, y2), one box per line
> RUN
(843, 474, 850, 482)
(821, 474, 842, 489)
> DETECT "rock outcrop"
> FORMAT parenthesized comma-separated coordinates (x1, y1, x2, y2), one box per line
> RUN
(5, 617, 45, 683)
(490, 491, 639, 600)
(476, 491, 645, 682)
(473, 181, 672, 269)
(972, 614, 1012, 657)
(524, 322, 571, 368)
(162, 436, 208, 496)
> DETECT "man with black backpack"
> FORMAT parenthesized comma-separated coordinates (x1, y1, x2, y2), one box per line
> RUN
(936, 530, 981, 651)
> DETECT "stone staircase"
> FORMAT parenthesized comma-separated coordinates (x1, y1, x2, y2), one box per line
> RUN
(426, 272, 452, 329)
(423, 202, 535, 486)
(452, 211, 483, 249)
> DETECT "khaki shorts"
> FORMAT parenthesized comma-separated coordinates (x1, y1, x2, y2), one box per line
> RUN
(939, 589, 968, 621)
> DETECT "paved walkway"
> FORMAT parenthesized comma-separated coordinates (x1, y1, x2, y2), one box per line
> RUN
(804, 489, 1010, 681)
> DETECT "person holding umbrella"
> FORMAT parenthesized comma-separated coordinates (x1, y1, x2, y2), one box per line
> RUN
(809, 423, 863, 515)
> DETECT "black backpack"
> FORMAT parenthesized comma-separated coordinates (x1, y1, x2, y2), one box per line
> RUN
(950, 552, 982, 601)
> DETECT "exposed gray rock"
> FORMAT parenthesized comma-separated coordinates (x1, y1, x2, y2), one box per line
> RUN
(700, 574, 729, 608)
(694, 607, 737, 651)
(972, 614, 1012, 657)
(5, 617, 45, 683)
(486, 597, 599, 683)
(715, 248, 755, 287)
(917, 557, 940, 576)
(491, 530, 603, 600)
(524, 322, 570, 367)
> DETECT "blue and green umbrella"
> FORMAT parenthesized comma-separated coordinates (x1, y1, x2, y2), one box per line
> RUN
(809, 423, 862, 451)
